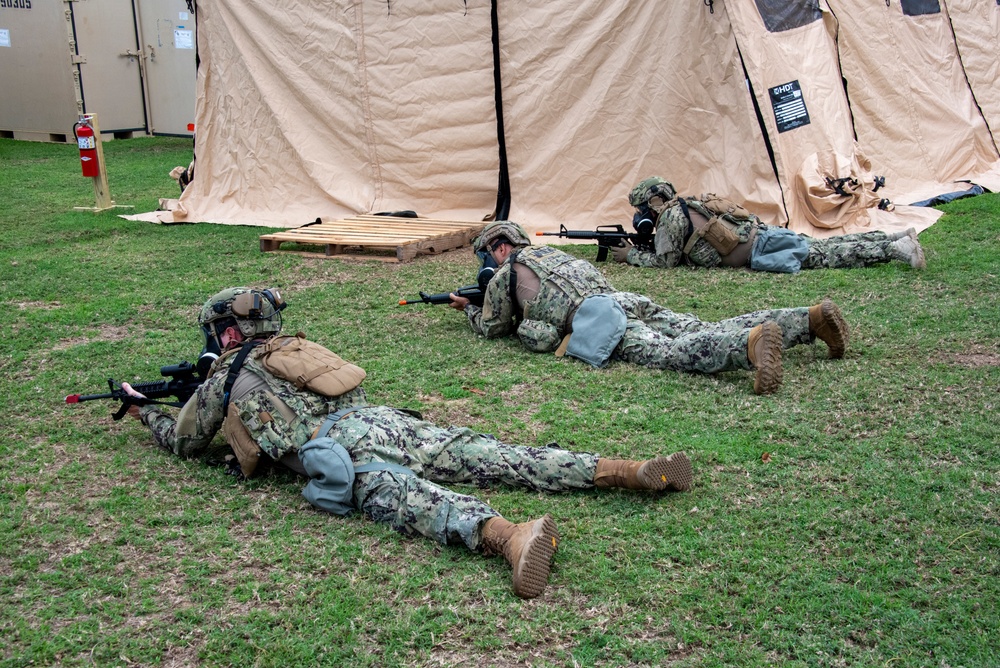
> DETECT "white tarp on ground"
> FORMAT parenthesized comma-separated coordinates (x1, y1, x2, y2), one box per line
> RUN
(131, 0, 999, 239)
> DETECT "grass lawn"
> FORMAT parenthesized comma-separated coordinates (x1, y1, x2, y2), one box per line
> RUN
(0, 136, 998, 667)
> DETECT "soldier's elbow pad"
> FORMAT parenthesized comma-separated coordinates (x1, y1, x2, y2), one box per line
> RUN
(517, 319, 562, 353)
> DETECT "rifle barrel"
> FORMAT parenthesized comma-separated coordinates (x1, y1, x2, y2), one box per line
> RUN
(65, 391, 116, 404)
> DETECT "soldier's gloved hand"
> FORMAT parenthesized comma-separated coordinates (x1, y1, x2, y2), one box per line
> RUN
(611, 240, 633, 263)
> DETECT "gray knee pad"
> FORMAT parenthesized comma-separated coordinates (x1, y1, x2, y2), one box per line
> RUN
(298, 437, 357, 516)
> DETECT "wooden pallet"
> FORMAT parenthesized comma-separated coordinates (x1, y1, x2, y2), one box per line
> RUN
(259, 215, 486, 262)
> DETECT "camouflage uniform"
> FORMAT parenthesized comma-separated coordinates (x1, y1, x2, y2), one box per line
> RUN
(464, 245, 815, 374)
(138, 350, 597, 551)
(626, 204, 895, 270)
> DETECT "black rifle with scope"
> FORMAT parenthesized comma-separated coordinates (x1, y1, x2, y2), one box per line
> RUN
(65, 360, 207, 421)
(535, 224, 654, 261)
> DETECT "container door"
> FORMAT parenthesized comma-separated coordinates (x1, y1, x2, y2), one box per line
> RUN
(135, 0, 196, 136)
(71, 0, 146, 133)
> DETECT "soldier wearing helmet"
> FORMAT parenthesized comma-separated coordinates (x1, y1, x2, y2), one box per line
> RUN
(120, 286, 694, 600)
(618, 176, 926, 271)
(448, 222, 852, 395)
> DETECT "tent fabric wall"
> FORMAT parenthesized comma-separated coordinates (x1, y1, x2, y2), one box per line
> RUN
(130, 0, 1000, 238)
(497, 0, 785, 237)
(723, 0, 935, 237)
(943, 0, 1000, 149)
(826, 0, 1000, 204)
(167, 0, 499, 227)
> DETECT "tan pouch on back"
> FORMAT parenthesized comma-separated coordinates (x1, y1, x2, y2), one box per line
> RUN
(224, 403, 263, 478)
(697, 194, 753, 221)
(682, 204, 741, 256)
(254, 333, 366, 397)
(700, 217, 740, 255)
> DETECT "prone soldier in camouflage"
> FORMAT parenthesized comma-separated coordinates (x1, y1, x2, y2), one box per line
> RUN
(448, 222, 851, 395)
(618, 177, 926, 271)
(121, 287, 694, 599)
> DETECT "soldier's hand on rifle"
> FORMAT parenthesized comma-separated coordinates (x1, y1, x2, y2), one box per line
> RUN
(448, 294, 470, 311)
(120, 382, 147, 420)
(611, 240, 633, 263)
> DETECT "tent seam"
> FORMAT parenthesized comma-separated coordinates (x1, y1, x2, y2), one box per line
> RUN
(353, 1, 383, 208)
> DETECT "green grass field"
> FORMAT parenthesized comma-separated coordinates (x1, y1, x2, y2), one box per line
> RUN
(1, 137, 998, 667)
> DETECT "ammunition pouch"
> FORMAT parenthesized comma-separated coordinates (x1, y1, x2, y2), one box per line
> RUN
(223, 402, 264, 478)
(680, 195, 755, 260)
(516, 319, 563, 353)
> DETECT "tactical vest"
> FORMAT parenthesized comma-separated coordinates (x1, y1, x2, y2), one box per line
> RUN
(676, 196, 758, 268)
(212, 341, 367, 476)
(512, 246, 614, 330)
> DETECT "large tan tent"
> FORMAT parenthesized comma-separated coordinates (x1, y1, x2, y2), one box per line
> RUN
(827, 0, 1000, 203)
(934, 0, 1000, 150)
(137, 0, 999, 242)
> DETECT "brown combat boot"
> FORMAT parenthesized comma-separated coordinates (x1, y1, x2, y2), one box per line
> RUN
(593, 453, 692, 492)
(747, 322, 783, 395)
(481, 515, 559, 599)
(808, 298, 849, 359)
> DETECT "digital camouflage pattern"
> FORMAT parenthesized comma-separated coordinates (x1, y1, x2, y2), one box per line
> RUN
(610, 293, 813, 372)
(629, 176, 676, 206)
(474, 221, 532, 252)
(463, 245, 817, 373)
(139, 343, 599, 551)
(139, 352, 367, 459)
(466, 245, 614, 344)
(331, 406, 597, 549)
(625, 203, 897, 270)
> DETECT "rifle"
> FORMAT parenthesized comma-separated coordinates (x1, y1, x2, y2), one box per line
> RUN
(65, 361, 206, 421)
(398, 284, 485, 307)
(535, 224, 654, 262)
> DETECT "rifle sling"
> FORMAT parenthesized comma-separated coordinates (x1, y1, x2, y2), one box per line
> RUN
(678, 199, 696, 254)
(508, 249, 523, 325)
(222, 340, 263, 415)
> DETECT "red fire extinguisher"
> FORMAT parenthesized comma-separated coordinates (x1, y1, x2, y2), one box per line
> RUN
(75, 120, 99, 178)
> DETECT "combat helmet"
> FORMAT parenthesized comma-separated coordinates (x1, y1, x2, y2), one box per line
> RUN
(628, 176, 677, 208)
(474, 221, 532, 253)
(199, 287, 287, 347)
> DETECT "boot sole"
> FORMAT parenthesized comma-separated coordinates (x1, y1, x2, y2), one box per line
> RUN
(753, 322, 783, 395)
(513, 515, 559, 599)
(910, 237, 926, 270)
(640, 453, 693, 492)
(819, 299, 849, 359)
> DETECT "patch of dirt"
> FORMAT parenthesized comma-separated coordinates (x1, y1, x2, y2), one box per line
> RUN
(415, 392, 475, 427)
(12, 300, 62, 310)
(942, 352, 1000, 368)
(932, 343, 1000, 368)
(53, 324, 133, 350)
